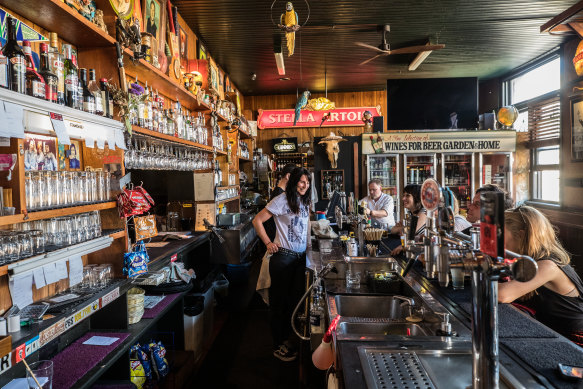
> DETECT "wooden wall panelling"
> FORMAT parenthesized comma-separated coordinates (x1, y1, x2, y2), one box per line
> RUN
(86, 235, 127, 278)
(0, 276, 11, 314)
(0, 138, 25, 213)
(244, 90, 387, 153)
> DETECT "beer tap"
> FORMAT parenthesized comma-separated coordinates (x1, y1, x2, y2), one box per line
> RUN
(406, 179, 539, 389)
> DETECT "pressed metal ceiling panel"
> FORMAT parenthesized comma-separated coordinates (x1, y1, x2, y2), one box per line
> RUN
(174, 0, 577, 95)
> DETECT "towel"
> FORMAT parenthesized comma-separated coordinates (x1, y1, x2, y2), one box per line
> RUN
(256, 251, 271, 305)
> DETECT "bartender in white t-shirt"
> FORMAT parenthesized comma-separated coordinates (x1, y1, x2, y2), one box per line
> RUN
(359, 179, 395, 228)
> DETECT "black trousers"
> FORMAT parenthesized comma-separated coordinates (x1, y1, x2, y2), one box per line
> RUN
(268, 250, 306, 349)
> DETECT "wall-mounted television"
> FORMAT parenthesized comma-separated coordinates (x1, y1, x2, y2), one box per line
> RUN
(386, 77, 478, 130)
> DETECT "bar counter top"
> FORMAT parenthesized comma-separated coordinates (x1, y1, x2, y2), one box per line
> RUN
(310, 241, 583, 389)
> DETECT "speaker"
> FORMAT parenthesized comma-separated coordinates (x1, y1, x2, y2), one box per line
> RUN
(373, 116, 384, 132)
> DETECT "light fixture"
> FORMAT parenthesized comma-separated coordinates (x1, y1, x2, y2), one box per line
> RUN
(274, 52, 286, 75)
(408, 47, 433, 71)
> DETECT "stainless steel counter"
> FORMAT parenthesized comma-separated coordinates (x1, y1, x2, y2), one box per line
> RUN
(309, 241, 583, 389)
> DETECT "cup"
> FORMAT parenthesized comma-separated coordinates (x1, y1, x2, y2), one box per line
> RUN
(26, 360, 53, 389)
(346, 270, 361, 289)
(451, 267, 464, 290)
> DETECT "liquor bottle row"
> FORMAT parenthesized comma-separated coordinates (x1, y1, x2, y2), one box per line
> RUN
(128, 89, 215, 147)
(0, 17, 114, 117)
(406, 165, 434, 185)
(444, 163, 470, 186)
(273, 157, 307, 170)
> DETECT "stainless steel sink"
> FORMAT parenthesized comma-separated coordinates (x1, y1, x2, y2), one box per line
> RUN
(334, 295, 407, 319)
(338, 322, 428, 336)
(324, 257, 397, 281)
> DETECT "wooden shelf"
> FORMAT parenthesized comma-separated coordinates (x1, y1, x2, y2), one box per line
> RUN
(132, 125, 214, 152)
(217, 185, 239, 190)
(239, 128, 252, 139)
(541, 1, 583, 35)
(239, 156, 252, 162)
(0, 0, 116, 48)
(123, 49, 211, 112)
(0, 201, 117, 227)
(216, 149, 227, 156)
(109, 230, 126, 240)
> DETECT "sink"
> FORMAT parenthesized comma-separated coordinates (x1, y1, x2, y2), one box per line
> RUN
(334, 295, 407, 319)
(338, 322, 428, 336)
(324, 257, 397, 281)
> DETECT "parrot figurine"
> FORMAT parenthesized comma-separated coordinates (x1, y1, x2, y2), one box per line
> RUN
(294, 90, 311, 126)
(280, 2, 299, 56)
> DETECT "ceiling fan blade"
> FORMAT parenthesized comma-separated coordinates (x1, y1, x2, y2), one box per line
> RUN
(355, 42, 387, 54)
(359, 54, 385, 66)
(388, 44, 446, 55)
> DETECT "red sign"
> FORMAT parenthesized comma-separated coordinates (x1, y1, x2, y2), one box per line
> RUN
(257, 107, 381, 129)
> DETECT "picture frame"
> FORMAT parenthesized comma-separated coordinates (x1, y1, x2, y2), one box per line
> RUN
(571, 96, 583, 161)
(197, 39, 207, 60)
(67, 140, 83, 171)
(209, 58, 219, 94)
(24, 134, 59, 171)
(179, 25, 188, 61)
(143, 0, 166, 70)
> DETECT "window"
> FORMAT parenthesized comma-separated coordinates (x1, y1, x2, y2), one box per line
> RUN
(503, 55, 561, 203)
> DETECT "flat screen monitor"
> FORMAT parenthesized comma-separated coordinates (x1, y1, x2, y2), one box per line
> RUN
(386, 77, 478, 130)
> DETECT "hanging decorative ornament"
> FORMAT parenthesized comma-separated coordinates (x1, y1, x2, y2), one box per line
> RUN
(573, 40, 583, 77)
(496, 106, 519, 130)
(305, 97, 336, 111)
(279, 2, 300, 56)
(294, 90, 311, 126)
(362, 110, 373, 131)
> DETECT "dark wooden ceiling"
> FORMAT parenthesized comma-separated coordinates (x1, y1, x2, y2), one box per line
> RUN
(174, 0, 576, 95)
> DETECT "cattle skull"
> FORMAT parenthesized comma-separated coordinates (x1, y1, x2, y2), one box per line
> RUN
(319, 132, 346, 168)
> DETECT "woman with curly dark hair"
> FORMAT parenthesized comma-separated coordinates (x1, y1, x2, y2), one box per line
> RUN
(389, 184, 427, 256)
(252, 167, 311, 361)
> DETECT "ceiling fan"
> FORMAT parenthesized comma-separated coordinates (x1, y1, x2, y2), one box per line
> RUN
(356, 24, 445, 66)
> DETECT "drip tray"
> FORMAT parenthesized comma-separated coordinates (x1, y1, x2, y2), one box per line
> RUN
(358, 347, 516, 389)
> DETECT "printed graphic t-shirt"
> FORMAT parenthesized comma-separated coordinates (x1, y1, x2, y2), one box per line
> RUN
(266, 193, 309, 253)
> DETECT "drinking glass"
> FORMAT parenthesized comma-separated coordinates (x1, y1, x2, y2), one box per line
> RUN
(78, 172, 88, 203)
(3, 232, 20, 261)
(30, 230, 45, 254)
(451, 267, 465, 290)
(345, 270, 361, 289)
(90, 211, 102, 238)
(51, 171, 61, 206)
(26, 360, 53, 389)
(17, 231, 33, 258)
(88, 171, 98, 202)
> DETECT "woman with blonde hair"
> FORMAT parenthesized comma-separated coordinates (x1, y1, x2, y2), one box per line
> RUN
(498, 205, 583, 346)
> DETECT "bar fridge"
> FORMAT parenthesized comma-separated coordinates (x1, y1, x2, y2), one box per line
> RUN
(479, 152, 513, 194)
(441, 153, 475, 216)
(404, 154, 437, 186)
(366, 154, 400, 221)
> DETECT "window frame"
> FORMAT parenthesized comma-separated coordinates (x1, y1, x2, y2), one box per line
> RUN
(501, 53, 562, 205)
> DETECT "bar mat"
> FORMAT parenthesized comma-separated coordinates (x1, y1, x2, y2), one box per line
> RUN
(501, 339, 583, 389)
(142, 293, 182, 319)
(52, 332, 131, 389)
(498, 304, 559, 339)
(91, 384, 136, 389)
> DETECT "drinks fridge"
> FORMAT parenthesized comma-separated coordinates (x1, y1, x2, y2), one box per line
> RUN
(366, 154, 399, 220)
(404, 154, 436, 186)
(441, 153, 474, 216)
(479, 152, 513, 193)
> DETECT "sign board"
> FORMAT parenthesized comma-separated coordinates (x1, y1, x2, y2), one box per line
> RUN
(257, 107, 381, 129)
(272, 137, 298, 154)
(361, 130, 516, 155)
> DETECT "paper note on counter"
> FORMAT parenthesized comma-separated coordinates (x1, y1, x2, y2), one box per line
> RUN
(43, 262, 59, 284)
(9, 273, 33, 309)
(83, 336, 120, 346)
(55, 259, 68, 280)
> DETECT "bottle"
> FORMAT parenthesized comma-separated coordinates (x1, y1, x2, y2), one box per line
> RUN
(48, 33, 65, 105)
(22, 41, 45, 99)
(62, 44, 78, 108)
(39, 43, 58, 103)
(3, 16, 26, 94)
(88, 69, 103, 116)
(312, 316, 340, 370)
(145, 84, 153, 130)
(0, 51, 8, 89)
(79, 68, 95, 114)
(100, 78, 112, 118)
(310, 286, 326, 335)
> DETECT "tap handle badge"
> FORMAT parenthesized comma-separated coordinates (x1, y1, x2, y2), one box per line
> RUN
(479, 192, 505, 259)
(420, 178, 441, 212)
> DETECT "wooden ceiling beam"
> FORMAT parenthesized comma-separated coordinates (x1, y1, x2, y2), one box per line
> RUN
(541, 0, 583, 34)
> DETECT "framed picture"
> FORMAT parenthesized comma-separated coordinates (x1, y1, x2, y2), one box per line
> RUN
(209, 58, 219, 94)
(142, 0, 161, 44)
(67, 140, 82, 171)
(571, 96, 583, 161)
(24, 135, 58, 171)
(179, 25, 188, 60)
(197, 39, 207, 60)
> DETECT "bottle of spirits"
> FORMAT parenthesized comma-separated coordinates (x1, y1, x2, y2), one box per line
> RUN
(39, 43, 58, 103)
(3, 16, 26, 94)
(48, 33, 65, 105)
(88, 69, 103, 116)
(22, 41, 45, 99)
(62, 44, 78, 108)
(79, 68, 95, 114)
(0, 52, 8, 89)
(100, 78, 112, 118)
(144, 83, 152, 130)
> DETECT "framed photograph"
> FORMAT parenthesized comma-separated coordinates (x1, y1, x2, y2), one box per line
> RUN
(197, 39, 207, 60)
(24, 135, 58, 171)
(571, 96, 583, 161)
(142, 0, 161, 44)
(179, 25, 188, 60)
(67, 140, 82, 171)
(209, 58, 219, 94)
